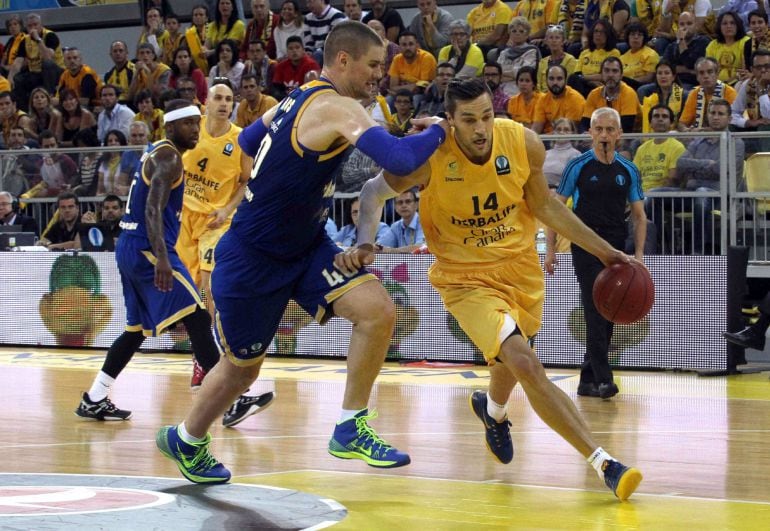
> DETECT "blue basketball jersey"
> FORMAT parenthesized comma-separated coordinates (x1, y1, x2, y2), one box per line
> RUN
(120, 140, 185, 249)
(231, 79, 349, 260)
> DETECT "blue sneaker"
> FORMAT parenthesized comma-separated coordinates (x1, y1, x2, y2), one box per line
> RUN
(469, 390, 513, 464)
(156, 425, 231, 484)
(328, 409, 410, 468)
(602, 459, 643, 501)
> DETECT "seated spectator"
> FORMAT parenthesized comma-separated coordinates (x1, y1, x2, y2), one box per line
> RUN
(271, 35, 320, 100)
(482, 62, 510, 115)
(37, 191, 81, 250)
(8, 13, 64, 112)
(620, 22, 659, 91)
(467, 0, 513, 56)
(274, 0, 306, 62)
(161, 13, 186, 66)
(1, 126, 39, 197)
(367, 20, 401, 96)
(581, 0, 629, 51)
(731, 49, 770, 152)
(115, 121, 150, 195)
(559, 0, 586, 54)
(493, 17, 541, 97)
(127, 43, 172, 104)
(36, 130, 78, 197)
(304, 0, 346, 66)
(343, 0, 366, 22)
(241, 0, 279, 60)
(391, 90, 415, 133)
(661, 11, 710, 89)
(137, 7, 170, 59)
(209, 39, 245, 95)
(28, 87, 62, 143)
(242, 40, 275, 95)
(581, 57, 641, 133)
(1, 15, 26, 77)
(416, 62, 455, 117)
(103, 40, 136, 105)
(506, 66, 543, 127)
(542, 117, 581, 187)
(336, 196, 391, 248)
(56, 47, 102, 109)
(569, 18, 621, 97)
(678, 56, 737, 131)
(362, 80, 392, 125)
(0, 190, 37, 235)
(640, 60, 688, 132)
(57, 89, 97, 148)
(706, 10, 749, 86)
(388, 32, 437, 107)
(185, 4, 211, 75)
(656, 0, 716, 55)
(676, 98, 743, 252)
(0, 91, 35, 144)
(532, 64, 585, 133)
(133, 90, 164, 141)
(362, 0, 405, 44)
(74, 194, 124, 249)
(71, 128, 101, 197)
(536, 24, 577, 92)
(744, 10, 770, 73)
(96, 84, 134, 145)
(205, 0, 246, 55)
(96, 130, 126, 196)
(234, 73, 278, 127)
(174, 76, 206, 111)
(169, 47, 208, 105)
(379, 188, 425, 253)
(511, 0, 560, 45)
(408, 0, 454, 58)
(438, 20, 484, 79)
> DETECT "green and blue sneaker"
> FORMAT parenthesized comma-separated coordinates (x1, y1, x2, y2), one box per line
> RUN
(156, 425, 231, 484)
(602, 459, 643, 501)
(469, 390, 514, 464)
(328, 409, 410, 468)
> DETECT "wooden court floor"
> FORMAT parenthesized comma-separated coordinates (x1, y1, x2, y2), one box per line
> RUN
(1, 347, 769, 530)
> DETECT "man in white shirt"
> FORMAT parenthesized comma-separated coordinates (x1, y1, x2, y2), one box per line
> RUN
(96, 84, 135, 144)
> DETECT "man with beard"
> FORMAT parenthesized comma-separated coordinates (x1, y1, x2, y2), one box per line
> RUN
(388, 31, 437, 106)
(661, 11, 710, 90)
(532, 64, 585, 133)
(482, 62, 510, 115)
(581, 57, 641, 133)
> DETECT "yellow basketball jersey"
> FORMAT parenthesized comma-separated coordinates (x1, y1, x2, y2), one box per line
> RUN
(181, 118, 243, 214)
(422, 119, 537, 266)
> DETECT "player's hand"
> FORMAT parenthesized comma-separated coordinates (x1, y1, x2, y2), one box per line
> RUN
(544, 249, 558, 275)
(410, 115, 448, 135)
(206, 209, 228, 229)
(154, 257, 174, 292)
(602, 249, 646, 270)
(333, 243, 376, 276)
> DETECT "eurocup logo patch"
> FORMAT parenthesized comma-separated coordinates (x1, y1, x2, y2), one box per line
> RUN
(223, 143, 234, 156)
(495, 156, 510, 175)
(616, 174, 626, 186)
(87, 227, 104, 248)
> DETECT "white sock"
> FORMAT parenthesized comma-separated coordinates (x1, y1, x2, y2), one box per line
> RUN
(87, 371, 114, 402)
(588, 447, 614, 478)
(339, 408, 364, 423)
(178, 422, 204, 444)
(486, 393, 508, 422)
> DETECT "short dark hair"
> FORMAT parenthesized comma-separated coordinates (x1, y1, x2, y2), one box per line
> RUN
(323, 21, 383, 65)
(57, 191, 79, 206)
(483, 62, 502, 75)
(516, 65, 536, 83)
(648, 103, 674, 123)
(708, 97, 731, 114)
(601, 56, 623, 74)
(286, 35, 304, 47)
(398, 31, 418, 41)
(134, 89, 153, 107)
(240, 73, 259, 85)
(748, 9, 768, 24)
(0, 91, 13, 102)
(437, 62, 455, 72)
(39, 129, 57, 143)
(100, 83, 120, 97)
(751, 48, 770, 67)
(445, 78, 492, 115)
(103, 194, 123, 207)
(394, 89, 413, 101)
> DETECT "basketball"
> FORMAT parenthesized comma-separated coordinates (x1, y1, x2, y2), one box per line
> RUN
(592, 262, 654, 324)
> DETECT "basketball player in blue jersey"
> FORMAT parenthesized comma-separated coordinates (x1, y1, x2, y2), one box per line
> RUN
(75, 101, 224, 422)
(157, 21, 449, 484)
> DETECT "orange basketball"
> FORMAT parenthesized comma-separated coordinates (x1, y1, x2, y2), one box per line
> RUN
(592, 262, 654, 324)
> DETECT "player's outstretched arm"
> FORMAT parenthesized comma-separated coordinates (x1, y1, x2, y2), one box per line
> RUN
(145, 147, 182, 292)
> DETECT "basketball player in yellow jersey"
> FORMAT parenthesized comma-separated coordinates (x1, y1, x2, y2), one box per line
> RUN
(177, 82, 249, 317)
(338, 78, 644, 501)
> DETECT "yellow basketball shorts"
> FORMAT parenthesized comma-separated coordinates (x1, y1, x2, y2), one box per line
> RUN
(176, 210, 231, 283)
(428, 258, 544, 362)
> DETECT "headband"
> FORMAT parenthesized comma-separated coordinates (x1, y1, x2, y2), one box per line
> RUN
(164, 105, 201, 123)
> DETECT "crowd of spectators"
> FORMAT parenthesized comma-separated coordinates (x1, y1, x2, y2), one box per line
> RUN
(1, 0, 769, 253)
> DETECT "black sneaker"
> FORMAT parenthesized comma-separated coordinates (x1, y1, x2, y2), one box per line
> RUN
(577, 382, 599, 397)
(602, 459, 643, 501)
(598, 382, 619, 400)
(469, 390, 513, 464)
(222, 392, 275, 428)
(75, 392, 132, 421)
(723, 327, 766, 350)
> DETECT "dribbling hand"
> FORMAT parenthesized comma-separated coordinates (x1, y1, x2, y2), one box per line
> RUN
(334, 243, 376, 276)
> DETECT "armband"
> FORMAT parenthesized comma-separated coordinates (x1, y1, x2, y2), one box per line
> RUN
(238, 118, 269, 157)
(356, 124, 446, 176)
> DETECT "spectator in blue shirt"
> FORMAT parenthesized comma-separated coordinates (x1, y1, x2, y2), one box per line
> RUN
(336, 196, 390, 248)
(379, 188, 425, 253)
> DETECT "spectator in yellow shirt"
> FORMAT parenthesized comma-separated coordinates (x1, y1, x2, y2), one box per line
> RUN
(620, 22, 659, 91)
(506, 66, 544, 127)
(388, 31, 437, 107)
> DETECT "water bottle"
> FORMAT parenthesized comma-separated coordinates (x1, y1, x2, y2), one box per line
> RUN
(535, 229, 546, 254)
(7, 236, 16, 251)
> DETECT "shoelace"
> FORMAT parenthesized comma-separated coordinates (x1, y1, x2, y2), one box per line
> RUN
(488, 419, 512, 448)
(353, 410, 393, 450)
(188, 444, 219, 472)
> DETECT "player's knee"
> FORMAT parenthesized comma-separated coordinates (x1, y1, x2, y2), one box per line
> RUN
(499, 340, 541, 384)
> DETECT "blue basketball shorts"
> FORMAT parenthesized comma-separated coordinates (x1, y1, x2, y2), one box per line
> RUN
(116, 235, 203, 337)
(210, 231, 377, 366)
